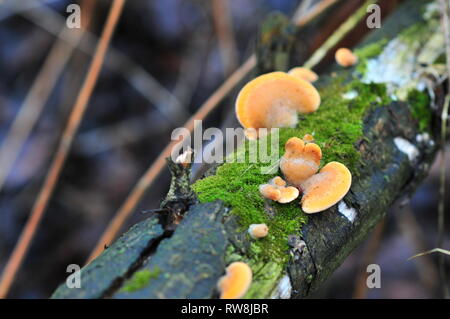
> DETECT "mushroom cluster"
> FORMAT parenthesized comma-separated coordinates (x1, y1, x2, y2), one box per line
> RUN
(259, 176, 299, 203)
(280, 136, 322, 188)
(258, 134, 351, 213)
(280, 136, 352, 213)
(221, 54, 357, 298)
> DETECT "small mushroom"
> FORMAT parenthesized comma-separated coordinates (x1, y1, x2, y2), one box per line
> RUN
(300, 161, 352, 213)
(248, 223, 269, 239)
(335, 48, 358, 67)
(302, 133, 315, 143)
(270, 176, 287, 187)
(259, 184, 282, 201)
(280, 137, 322, 187)
(235, 72, 321, 130)
(217, 262, 252, 299)
(287, 67, 319, 83)
(278, 187, 300, 203)
(259, 176, 299, 203)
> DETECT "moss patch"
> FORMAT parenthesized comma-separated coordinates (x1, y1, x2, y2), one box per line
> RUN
(408, 89, 431, 132)
(192, 75, 391, 266)
(120, 268, 160, 293)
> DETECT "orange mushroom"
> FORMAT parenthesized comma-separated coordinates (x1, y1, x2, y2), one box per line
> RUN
(248, 223, 269, 239)
(300, 161, 352, 213)
(335, 48, 358, 67)
(259, 184, 282, 201)
(235, 72, 320, 130)
(287, 67, 319, 83)
(278, 186, 300, 204)
(302, 133, 315, 143)
(217, 262, 252, 299)
(271, 176, 286, 187)
(280, 137, 322, 187)
(244, 127, 268, 140)
(259, 176, 299, 203)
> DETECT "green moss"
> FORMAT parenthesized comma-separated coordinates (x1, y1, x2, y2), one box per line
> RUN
(408, 89, 431, 132)
(192, 74, 391, 267)
(355, 38, 388, 60)
(120, 268, 160, 293)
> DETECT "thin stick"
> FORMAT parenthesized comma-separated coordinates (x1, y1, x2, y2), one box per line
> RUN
(438, 0, 450, 299)
(303, 0, 376, 69)
(0, 0, 126, 298)
(295, 0, 339, 27)
(0, 0, 95, 196)
(15, 0, 188, 124)
(396, 205, 438, 291)
(212, 0, 239, 76)
(87, 0, 346, 263)
(409, 248, 450, 260)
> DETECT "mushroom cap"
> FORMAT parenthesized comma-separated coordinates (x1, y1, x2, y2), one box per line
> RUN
(235, 72, 321, 129)
(280, 137, 322, 187)
(270, 176, 286, 187)
(278, 186, 300, 203)
(301, 161, 352, 213)
(218, 262, 253, 299)
(260, 176, 300, 203)
(335, 48, 358, 67)
(259, 184, 282, 201)
(248, 223, 269, 239)
(288, 67, 319, 83)
(302, 133, 315, 143)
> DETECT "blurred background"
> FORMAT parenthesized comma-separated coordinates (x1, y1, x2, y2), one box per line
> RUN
(0, 0, 448, 298)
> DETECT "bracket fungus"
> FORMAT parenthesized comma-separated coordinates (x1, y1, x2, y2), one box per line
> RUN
(335, 48, 358, 67)
(287, 67, 319, 83)
(280, 137, 322, 188)
(235, 72, 320, 131)
(217, 262, 252, 299)
(248, 223, 269, 239)
(300, 161, 352, 213)
(259, 176, 299, 203)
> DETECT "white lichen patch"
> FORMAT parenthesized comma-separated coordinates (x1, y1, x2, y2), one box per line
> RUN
(338, 201, 357, 223)
(416, 133, 435, 147)
(271, 275, 292, 299)
(361, 16, 443, 101)
(342, 90, 358, 100)
(394, 137, 419, 162)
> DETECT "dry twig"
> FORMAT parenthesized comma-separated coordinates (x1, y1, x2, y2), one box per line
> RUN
(0, 0, 126, 298)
